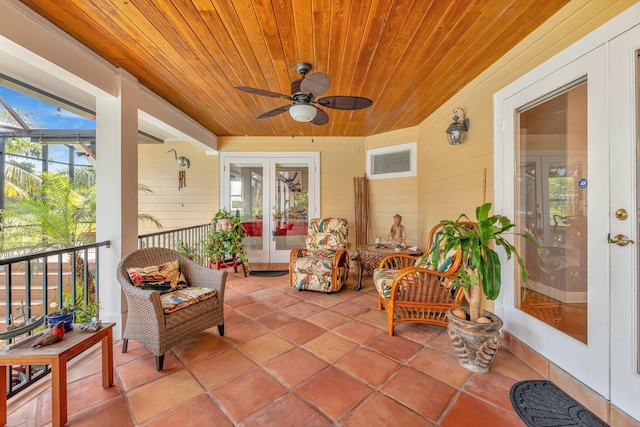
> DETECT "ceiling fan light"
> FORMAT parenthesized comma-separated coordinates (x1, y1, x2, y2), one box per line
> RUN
(289, 104, 317, 122)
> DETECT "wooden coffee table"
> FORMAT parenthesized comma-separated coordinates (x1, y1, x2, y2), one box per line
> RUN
(0, 323, 115, 427)
(350, 245, 422, 290)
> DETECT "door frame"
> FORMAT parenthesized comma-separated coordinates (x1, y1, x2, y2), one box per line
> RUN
(496, 45, 609, 396)
(609, 23, 640, 420)
(494, 3, 640, 419)
(219, 151, 320, 264)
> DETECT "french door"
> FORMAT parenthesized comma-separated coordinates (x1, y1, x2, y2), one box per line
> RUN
(497, 22, 640, 421)
(499, 44, 610, 396)
(609, 24, 640, 420)
(219, 152, 320, 264)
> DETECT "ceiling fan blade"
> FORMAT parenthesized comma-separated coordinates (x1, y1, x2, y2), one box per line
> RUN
(257, 105, 291, 119)
(300, 72, 331, 97)
(312, 106, 329, 125)
(317, 96, 372, 110)
(235, 86, 292, 100)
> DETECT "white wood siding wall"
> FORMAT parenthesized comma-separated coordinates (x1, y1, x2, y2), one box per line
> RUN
(138, 143, 218, 235)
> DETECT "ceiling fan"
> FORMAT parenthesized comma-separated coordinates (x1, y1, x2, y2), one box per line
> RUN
(234, 62, 373, 126)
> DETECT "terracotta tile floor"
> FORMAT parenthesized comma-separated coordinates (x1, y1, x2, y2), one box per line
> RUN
(5, 272, 544, 426)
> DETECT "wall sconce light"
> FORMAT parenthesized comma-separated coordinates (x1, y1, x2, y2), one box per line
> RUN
(56, 107, 61, 116)
(446, 107, 469, 145)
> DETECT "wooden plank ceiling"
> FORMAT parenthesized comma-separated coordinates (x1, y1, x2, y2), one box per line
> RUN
(21, 0, 570, 138)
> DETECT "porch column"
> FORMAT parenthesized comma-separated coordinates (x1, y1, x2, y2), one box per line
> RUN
(96, 70, 139, 339)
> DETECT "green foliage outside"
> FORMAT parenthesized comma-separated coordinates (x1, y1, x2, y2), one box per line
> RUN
(2, 172, 95, 253)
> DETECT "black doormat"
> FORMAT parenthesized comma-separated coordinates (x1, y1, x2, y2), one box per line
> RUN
(249, 270, 288, 277)
(510, 380, 609, 427)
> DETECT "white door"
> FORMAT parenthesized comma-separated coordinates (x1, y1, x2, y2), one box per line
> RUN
(220, 152, 320, 264)
(497, 44, 610, 396)
(609, 24, 640, 421)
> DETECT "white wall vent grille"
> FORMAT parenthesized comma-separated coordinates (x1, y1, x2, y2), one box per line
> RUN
(367, 142, 416, 179)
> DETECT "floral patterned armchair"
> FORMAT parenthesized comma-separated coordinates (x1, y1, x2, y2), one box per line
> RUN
(289, 218, 349, 293)
(373, 222, 466, 335)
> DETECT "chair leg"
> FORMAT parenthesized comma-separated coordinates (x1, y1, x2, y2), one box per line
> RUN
(218, 324, 224, 336)
(122, 338, 128, 353)
(156, 355, 165, 371)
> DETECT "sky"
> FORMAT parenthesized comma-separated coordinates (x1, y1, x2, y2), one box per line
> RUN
(1, 85, 95, 169)
(0, 85, 95, 130)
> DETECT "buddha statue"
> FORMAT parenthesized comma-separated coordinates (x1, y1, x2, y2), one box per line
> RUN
(388, 214, 407, 249)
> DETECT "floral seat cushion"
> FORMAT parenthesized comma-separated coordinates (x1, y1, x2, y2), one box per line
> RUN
(292, 253, 337, 292)
(374, 268, 400, 299)
(291, 271, 333, 293)
(160, 287, 216, 314)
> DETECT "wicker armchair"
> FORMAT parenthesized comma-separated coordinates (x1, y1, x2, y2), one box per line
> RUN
(289, 218, 349, 293)
(373, 223, 466, 335)
(116, 247, 227, 370)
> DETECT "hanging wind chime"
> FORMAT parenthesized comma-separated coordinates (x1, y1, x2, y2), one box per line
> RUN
(168, 148, 190, 191)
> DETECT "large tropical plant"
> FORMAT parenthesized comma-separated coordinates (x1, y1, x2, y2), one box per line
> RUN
(427, 203, 538, 322)
(4, 162, 41, 199)
(1, 171, 95, 252)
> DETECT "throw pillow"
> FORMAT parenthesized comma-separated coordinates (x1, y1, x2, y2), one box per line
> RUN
(414, 243, 457, 272)
(127, 260, 188, 292)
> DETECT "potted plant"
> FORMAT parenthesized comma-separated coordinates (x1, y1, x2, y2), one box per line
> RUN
(46, 301, 75, 332)
(213, 208, 235, 232)
(73, 296, 100, 324)
(426, 202, 537, 372)
(46, 289, 101, 332)
(174, 239, 201, 264)
(204, 209, 250, 272)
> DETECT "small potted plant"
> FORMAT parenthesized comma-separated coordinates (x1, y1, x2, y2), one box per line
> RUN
(426, 202, 537, 372)
(204, 209, 250, 272)
(74, 299, 100, 324)
(174, 239, 201, 264)
(46, 301, 75, 332)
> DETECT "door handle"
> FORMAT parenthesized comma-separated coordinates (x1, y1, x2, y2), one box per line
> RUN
(608, 233, 635, 246)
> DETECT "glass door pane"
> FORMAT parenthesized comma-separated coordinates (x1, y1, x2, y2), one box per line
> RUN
(272, 163, 309, 252)
(228, 162, 264, 251)
(515, 81, 588, 343)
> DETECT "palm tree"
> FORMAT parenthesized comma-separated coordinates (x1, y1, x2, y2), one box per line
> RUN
(4, 162, 41, 199)
(1, 171, 95, 253)
(138, 183, 163, 229)
(1, 171, 97, 312)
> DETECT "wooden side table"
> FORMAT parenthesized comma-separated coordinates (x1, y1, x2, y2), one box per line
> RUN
(350, 245, 422, 290)
(0, 323, 115, 427)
